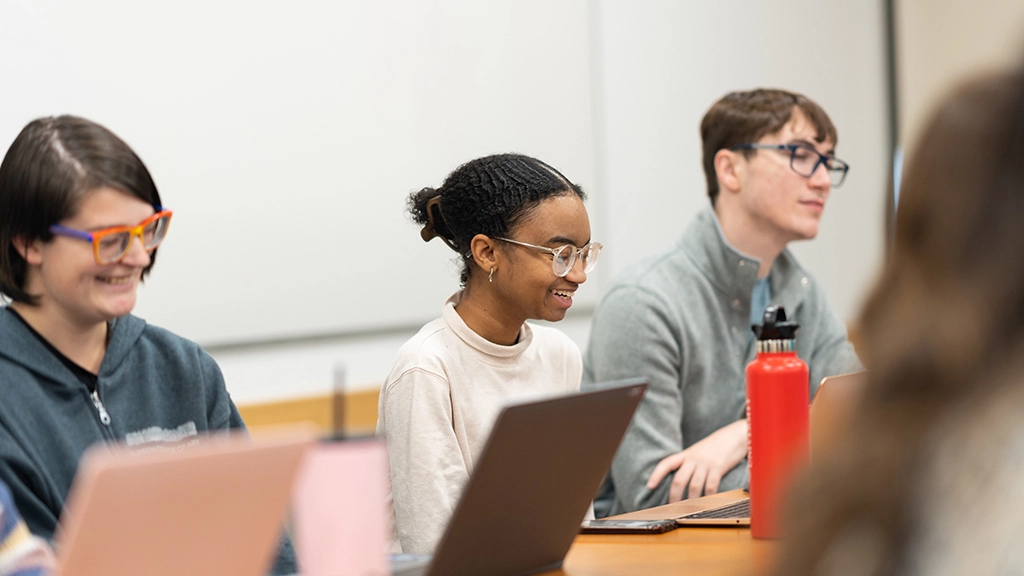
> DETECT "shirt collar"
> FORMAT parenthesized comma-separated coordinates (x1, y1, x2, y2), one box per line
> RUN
(680, 207, 809, 313)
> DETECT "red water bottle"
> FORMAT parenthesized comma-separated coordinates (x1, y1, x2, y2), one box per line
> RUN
(746, 306, 809, 539)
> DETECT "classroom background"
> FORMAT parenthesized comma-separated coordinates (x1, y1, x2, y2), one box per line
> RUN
(2, 0, 1022, 419)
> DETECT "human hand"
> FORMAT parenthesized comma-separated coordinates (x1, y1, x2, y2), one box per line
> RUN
(645, 419, 748, 502)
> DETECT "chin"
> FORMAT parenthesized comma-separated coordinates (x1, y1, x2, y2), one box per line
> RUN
(540, 309, 569, 323)
(790, 220, 821, 240)
(101, 299, 138, 320)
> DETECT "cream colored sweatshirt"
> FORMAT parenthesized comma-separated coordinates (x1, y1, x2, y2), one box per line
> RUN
(377, 292, 582, 554)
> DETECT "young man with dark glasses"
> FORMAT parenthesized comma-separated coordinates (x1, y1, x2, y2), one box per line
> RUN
(583, 89, 862, 516)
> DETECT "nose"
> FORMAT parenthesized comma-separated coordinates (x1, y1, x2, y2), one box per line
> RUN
(119, 233, 152, 267)
(808, 160, 832, 193)
(564, 253, 587, 284)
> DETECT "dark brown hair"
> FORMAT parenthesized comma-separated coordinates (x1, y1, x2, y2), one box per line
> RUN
(700, 89, 837, 205)
(774, 70, 1024, 575)
(0, 116, 162, 304)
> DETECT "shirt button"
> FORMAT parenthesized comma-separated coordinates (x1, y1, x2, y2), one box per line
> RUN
(732, 299, 740, 309)
(731, 326, 738, 334)
(801, 277, 809, 286)
(739, 261, 745, 267)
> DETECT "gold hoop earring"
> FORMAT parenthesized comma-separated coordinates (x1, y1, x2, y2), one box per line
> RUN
(489, 267, 495, 283)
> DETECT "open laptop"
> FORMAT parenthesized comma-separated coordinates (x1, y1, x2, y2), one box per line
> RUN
(611, 372, 867, 527)
(53, 431, 313, 576)
(393, 377, 648, 576)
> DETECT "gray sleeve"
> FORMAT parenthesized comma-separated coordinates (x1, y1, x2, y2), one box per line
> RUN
(584, 285, 683, 512)
(805, 286, 863, 398)
(196, 348, 245, 431)
(0, 439, 58, 542)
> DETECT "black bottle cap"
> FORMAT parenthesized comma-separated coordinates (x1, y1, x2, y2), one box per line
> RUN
(751, 305, 800, 340)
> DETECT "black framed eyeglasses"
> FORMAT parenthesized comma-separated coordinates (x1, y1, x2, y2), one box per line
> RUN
(731, 143, 849, 187)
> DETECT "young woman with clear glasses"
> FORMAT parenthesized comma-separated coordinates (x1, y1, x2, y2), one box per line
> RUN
(0, 116, 295, 575)
(378, 153, 601, 554)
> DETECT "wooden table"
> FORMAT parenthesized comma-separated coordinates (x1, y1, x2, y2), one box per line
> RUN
(541, 491, 777, 576)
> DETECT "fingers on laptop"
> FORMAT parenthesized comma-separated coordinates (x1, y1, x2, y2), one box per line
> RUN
(647, 450, 686, 490)
(647, 449, 728, 502)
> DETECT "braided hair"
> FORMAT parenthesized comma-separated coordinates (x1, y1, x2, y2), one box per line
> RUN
(408, 153, 585, 285)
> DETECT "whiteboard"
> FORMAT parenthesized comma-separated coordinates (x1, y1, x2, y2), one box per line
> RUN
(0, 0, 596, 346)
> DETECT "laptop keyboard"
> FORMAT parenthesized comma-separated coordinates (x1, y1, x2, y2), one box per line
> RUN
(679, 498, 750, 520)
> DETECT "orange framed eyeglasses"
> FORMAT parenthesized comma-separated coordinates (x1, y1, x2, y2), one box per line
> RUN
(49, 209, 173, 265)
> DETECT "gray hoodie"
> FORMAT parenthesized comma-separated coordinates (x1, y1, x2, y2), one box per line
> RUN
(0, 308, 295, 574)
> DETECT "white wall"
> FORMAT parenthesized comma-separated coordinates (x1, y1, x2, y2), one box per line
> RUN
(1, 1, 892, 406)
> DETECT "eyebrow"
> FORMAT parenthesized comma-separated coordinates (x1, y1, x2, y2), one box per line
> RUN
(789, 139, 835, 156)
(546, 235, 591, 247)
(78, 213, 159, 232)
(84, 223, 132, 232)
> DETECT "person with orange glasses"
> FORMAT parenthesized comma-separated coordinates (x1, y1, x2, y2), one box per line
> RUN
(0, 116, 294, 575)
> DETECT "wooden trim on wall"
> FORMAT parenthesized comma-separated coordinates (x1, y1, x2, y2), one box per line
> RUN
(237, 387, 381, 436)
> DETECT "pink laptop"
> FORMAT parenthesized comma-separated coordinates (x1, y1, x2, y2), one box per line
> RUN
(53, 431, 313, 576)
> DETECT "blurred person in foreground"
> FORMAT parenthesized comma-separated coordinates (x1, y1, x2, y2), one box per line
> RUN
(775, 67, 1024, 575)
(0, 480, 52, 576)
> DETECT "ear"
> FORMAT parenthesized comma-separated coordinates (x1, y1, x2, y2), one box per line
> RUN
(714, 149, 744, 195)
(468, 234, 499, 278)
(11, 236, 43, 266)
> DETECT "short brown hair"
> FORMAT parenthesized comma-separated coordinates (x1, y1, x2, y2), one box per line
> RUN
(0, 116, 162, 304)
(700, 89, 838, 205)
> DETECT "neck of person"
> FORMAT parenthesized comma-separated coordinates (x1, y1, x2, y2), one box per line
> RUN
(9, 300, 108, 374)
(714, 203, 787, 280)
(455, 277, 524, 346)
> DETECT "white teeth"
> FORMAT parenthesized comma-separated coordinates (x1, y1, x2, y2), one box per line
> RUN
(99, 277, 133, 285)
(552, 290, 575, 299)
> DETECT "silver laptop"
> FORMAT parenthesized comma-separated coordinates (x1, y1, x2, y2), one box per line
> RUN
(611, 372, 868, 527)
(394, 378, 647, 576)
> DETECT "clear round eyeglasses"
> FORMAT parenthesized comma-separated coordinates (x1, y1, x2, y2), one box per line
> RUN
(494, 237, 603, 277)
(49, 210, 173, 265)
(731, 143, 850, 187)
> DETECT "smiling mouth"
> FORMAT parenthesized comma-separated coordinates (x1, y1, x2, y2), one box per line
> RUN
(98, 276, 135, 285)
(551, 289, 575, 299)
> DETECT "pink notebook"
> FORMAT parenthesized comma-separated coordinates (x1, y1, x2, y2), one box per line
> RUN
(292, 437, 390, 576)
